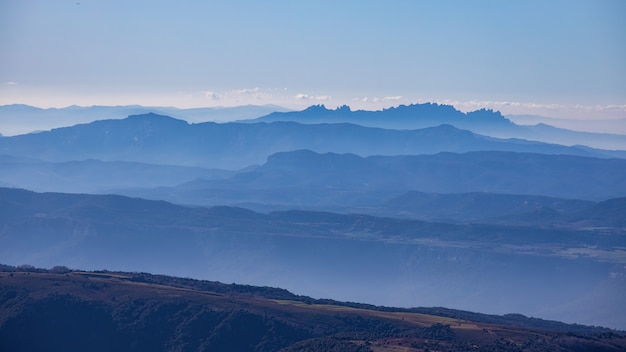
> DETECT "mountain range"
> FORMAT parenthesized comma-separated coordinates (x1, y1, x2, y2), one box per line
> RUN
(0, 103, 290, 136)
(508, 114, 626, 135)
(249, 104, 626, 150)
(124, 150, 626, 209)
(4, 103, 625, 150)
(1, 112, 624, 171)
(2, 103, 626, 333)
(3, 149, 625, 209)
(0, 154, 232, 193)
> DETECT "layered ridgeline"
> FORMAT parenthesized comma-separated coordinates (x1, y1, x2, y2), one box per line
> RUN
(2, 104, 626, 332)
(133, 150, 626, 209)
(248, 104, 626, 150)
(0, 112, 624, 170)
(1, 188, 625, 330)
(1, 114, 625, 201)
(2, 103, 625, 150)
(3, 149, 625, 206)
(1, 266, 625, 352)
(0, 155, 235, 193)
(0, 104, 290, 136)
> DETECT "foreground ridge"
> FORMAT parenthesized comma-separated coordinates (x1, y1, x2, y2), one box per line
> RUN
(1, 265, 624, 352)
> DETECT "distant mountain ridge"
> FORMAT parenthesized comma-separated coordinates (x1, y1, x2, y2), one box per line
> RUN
(250, 104, 626, 150)
(0, 113, 623, 170)
(0, 154, 233, 193)
(3, 149, 623, 223)
(507, 114, 626, 135)
(252, 103, 512, 127)
(4, 103, 624, 149)
(0, 103, 290, 136)
(132, 150, 626, 206)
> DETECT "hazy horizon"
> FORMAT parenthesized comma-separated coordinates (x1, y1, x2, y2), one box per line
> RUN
(1, 1, 624, 120)
(2, 102, 626, 138)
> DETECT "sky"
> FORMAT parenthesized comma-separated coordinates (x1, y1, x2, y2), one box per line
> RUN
(1, 0, 625, 119)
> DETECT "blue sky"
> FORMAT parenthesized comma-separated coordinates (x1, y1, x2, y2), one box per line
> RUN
(1, 0, 624, 118)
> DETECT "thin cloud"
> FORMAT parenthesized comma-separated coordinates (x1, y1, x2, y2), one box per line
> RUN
(6, 81, 17, 85)
(231, 87, 261, 95)
(356, 96, 403, 103)
(358, 97, 380, 103)
(202, 91, 222, 101)
(295, 93, 331, 100)
(201, 87, 277, 105)
(229, 87, 272, 102)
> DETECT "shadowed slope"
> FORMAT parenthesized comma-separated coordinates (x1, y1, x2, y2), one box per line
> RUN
(1, 268, 624, 352)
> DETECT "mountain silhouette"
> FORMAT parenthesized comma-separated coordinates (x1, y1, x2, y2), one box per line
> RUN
(133, 150, 626, 208)
(0, 103, 290, 136)
(0, 154, 233, 193)
(0, 113, 622, 169)
(249, 104, 626, 150)
(252, 103, 512, 128)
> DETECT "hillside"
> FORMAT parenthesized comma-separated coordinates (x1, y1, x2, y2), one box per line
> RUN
(2, 187, 623, 250)
(380, 191, 595, 223)
(1, 267, 624, 352)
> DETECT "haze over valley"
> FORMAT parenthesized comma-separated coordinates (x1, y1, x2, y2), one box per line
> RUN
(1, 1, 625, 350)
(1, 103, 625, 334)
